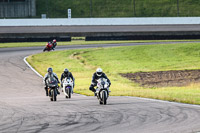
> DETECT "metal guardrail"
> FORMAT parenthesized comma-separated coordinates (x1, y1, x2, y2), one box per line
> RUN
(1, 17, 200, 26)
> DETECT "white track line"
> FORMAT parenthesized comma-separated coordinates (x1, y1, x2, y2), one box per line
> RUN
(23, 56, 43, 78)
(125, 96, 200, 108)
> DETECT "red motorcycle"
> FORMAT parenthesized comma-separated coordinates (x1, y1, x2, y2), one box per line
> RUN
(43, 42, 54, 52)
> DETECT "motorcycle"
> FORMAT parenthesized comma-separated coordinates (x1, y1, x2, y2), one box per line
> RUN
(96, 78, 110, 105)
(47, 75, 58, 101)
(43, 42, 54, 52)
(62, 78, 73, 99)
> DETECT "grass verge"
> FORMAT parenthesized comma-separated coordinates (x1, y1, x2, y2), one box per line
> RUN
(27, 42, 200, 104)
(0, 40, 199, 48)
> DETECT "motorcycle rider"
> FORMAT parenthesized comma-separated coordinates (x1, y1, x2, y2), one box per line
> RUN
(89, 68, 111, 96)
(43, 41, 53, 52)
(52, 39, 57, 50)
(44, 67, 60, 96)
(60, 68, 75, 89)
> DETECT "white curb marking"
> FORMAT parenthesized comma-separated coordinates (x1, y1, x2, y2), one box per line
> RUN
(23, 56, 43, 78)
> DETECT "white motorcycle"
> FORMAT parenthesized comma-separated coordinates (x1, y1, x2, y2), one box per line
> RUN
(62, 78, 73, 99)
(96, 78, 110, 105)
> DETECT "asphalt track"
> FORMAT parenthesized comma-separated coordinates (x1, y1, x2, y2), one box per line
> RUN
(1, 25, 200, 33)
(1, 42, 200, 133)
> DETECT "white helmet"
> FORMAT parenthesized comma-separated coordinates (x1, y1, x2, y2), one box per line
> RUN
(96, 68, 103, 76)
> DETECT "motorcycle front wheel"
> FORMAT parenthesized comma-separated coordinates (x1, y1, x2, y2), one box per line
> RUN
(99, 90, 107, 105)
(50, 89, 57, 101)
(65, 87, 71, 99)
(102, 90, 107, 105)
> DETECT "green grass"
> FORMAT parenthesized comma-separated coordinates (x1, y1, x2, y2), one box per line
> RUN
(36, 0, 200, 18)
(0, 40, 131, 48)
(27, 42, 200, 104)
(0, 40, 199, 48)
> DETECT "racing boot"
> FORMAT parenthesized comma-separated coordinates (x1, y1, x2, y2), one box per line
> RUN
(56, 89, 60, 95)
(60, 83, 63, 92)
(44, 87, 48, 96)
(89, 85, 96, 96)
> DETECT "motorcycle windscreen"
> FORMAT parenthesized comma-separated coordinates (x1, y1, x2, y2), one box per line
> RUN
(47, 74, 58, 86)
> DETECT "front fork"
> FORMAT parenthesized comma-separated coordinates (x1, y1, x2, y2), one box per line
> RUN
(97, 89, 109, 99)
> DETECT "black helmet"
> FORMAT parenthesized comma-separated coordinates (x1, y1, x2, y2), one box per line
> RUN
(64, 68, 69, 74)
(47, 67, 53, 74)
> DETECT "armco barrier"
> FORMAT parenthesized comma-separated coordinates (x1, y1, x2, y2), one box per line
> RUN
(0, 35, 71, 43)
(0, 17, 200, 26)
(1, 17, 200, 42)
(85, 31, 200, 41)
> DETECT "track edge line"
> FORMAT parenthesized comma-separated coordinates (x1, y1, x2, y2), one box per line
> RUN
(23, 56, 43, 78)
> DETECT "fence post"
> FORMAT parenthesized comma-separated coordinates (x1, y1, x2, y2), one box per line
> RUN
(177, 0, 179, 16)
(46, 0, 49, 18)
(133, 0, 136, 16)
(3, 0, 5, 18)
(90, 0, 92, 17)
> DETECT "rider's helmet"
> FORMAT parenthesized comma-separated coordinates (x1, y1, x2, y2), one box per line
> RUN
(64, 68, 69, 75)
(96, 68, 103, 77)
(53, 39, 56, 43)
(47, 67, 53, 74)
